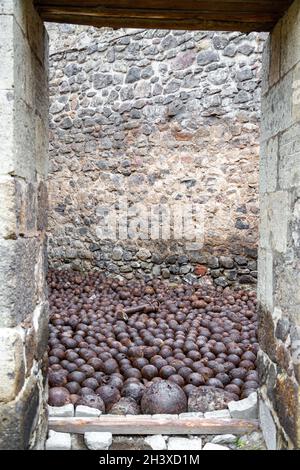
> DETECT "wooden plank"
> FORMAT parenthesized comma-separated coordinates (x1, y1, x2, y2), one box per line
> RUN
(34, 0, 293, 15)
(49, 416, 260, 435)
(36, 6, 278, 24)
(34, 0, 294, 32)
(35, 11, 275, 32)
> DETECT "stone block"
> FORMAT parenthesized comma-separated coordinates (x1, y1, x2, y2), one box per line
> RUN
(259, 192, 288, 254)
(0, 176, 17, 238)
(279, 122, 300, 190)
(0, 376, 41, 449)
(0, 238, 42, 328)
(75, 405, 102, 417)
(0, 327, 25, 402)
(259, 136, 278, 194)
(179, 412, 204, 418)
(204, 410, 230, 419)
(0, 1, 26, 35)
(48, 404, 74, 417)
(261, 69, 293, 141)
(84, 432, 112, 450)
(203, 443, 229, 450)
(211, 434, 237, 445)
(0, 15, 14, 90)
(281, 0, 300, 76)
(259, 400, 277, 450)
(144, 435, 167, 450)
(168, 437, 202, 451)
(228, 392, 258, 420)
(0, 90, 14, 175)
(46, 431, 71, 450)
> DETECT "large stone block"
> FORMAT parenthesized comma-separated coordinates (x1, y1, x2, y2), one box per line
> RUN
(261, 69, 293, 141)
(0, 327, 24, 402)
(281, 0, 300, 76)
(259, 136, 278, 194)
(259, 192, 288, 254)
(0, 89, 14, 175)
(279, 122, 300, 190)
(0, 14, 14, 90)
(0, 376, 41, 449)
(0, 237, 45, 328)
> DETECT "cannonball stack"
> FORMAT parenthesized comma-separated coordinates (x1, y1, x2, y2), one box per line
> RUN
(47, 270, 258, 414)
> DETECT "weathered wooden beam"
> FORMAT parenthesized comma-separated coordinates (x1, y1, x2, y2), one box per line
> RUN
(49, 416, 260, 435)
(35, 0, 294, 32)
(34, 12, 274, 32)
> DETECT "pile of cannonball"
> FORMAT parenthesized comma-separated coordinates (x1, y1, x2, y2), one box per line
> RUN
(47, 270, 258, 414)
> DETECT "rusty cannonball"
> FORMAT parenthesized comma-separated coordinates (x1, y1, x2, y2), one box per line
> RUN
(48, 387, 71, 407)
(141, 380, 187, 414)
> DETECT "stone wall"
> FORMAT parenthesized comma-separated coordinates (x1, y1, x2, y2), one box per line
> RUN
(258, 0, 300, 449)
(47, 24, 265, 286)
(0, 0, 48, 449)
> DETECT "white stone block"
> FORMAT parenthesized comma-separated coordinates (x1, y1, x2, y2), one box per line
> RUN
(145, 435, 167, 450)
(45, 431, 71, 450)
(179, 412, 204, 419)
(203, 443, 230, 450)
(211, 434, 237, 445)
(168, 437, 202, 450)
(228, 393, 258, 420)
(204, 410, 230, 419)
(48, 404, 74, 417)
(84, 432, 112, 450)
(75, 405, 102, 417)
(151, 414, 178, 419)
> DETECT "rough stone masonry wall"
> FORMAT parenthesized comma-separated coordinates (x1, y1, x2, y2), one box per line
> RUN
(47, 24, 265, 287)
(258, 0, 300, 450)
(0, 0, 49, 449)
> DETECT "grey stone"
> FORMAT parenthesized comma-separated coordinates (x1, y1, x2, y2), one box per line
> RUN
(197, 50, 219, 66)
(228, 393, 258, 419)
(237, 43, 255, 56)
(94, 73, 113, 89)
(126, 66, 141, 83)
(112, 246, 123, 261)
(211, 434, 237, 445)
(188, 387, 235, 413)
(237, 67, 253, 81)
(48, 405, 74, 417)
(259, 401, 277, 450)
(214, 277, 229, 287)
(219, 256, 234, 269)
(204, 409, 231, 419)
(207, 256, 219, 269)
(179, 412, 204, 418)
(136, 248, 151, 261)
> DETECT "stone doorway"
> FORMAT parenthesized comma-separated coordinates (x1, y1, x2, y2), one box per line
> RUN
(0, 0, 299, 450)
